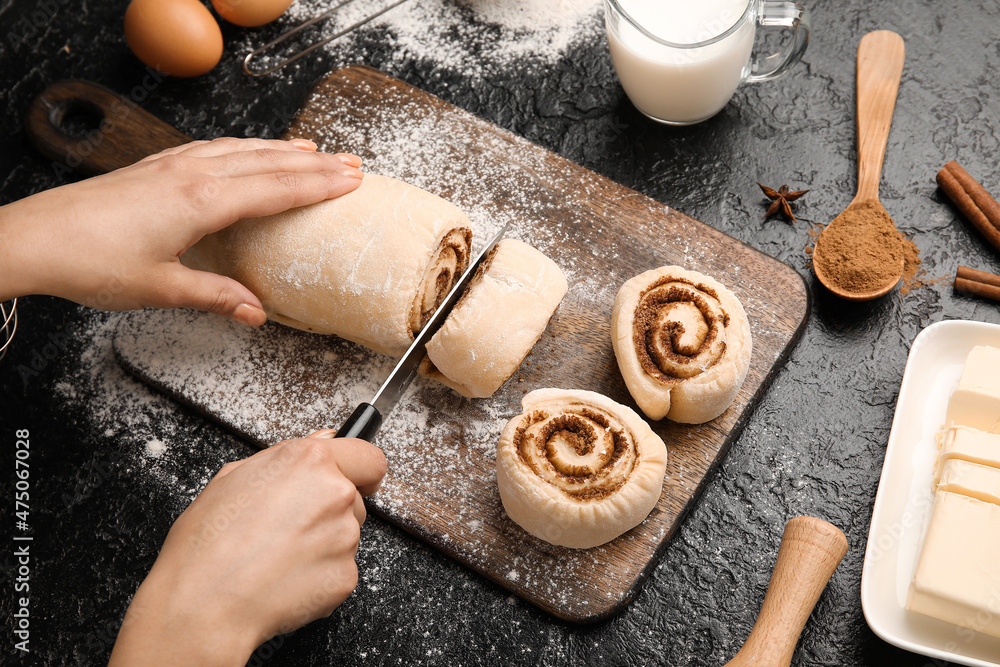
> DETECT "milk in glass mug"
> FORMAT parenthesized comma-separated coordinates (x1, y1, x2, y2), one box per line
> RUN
(604, 0, 811, 125)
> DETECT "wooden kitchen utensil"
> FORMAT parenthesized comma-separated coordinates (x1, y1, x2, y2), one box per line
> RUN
(724, 516, 848, 667)
(813, 30, 906, 301)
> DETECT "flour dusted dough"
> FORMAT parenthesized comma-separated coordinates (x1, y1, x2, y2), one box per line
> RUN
(421, 239, 567, 398)
(612, 266, 752, 424)
(496, 388, 667, 549)
(181, 174, 471, 357)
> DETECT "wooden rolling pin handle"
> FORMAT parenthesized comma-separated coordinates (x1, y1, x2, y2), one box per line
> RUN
(854, 31, 905, 203)
(25, 80, 191, 177)
(724, 516, 848, 667)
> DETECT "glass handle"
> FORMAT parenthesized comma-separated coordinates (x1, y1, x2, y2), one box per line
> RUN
(746, 0, 811, 83)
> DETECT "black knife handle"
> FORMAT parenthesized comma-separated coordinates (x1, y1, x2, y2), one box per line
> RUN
(334, 403, 383, 442)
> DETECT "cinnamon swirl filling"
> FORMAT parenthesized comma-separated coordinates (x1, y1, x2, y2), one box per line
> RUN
(633, 277, 730, 383)
(513, 407, 637, 501)
(409, 227, 472, 333)
(612, 266, 752, 424)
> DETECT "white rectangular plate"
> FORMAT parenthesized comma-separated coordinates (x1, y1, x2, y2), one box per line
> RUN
(862, 319, 1000, 665)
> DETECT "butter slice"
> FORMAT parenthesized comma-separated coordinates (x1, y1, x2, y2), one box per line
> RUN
(945, 346, 1000, 432)
(938, 459, 1000, 505)
(907, 491, 1000, 638)
(935, 426, 1000, 486)
(945, 389, 1000, 433)
(958, 345, 1000, 391)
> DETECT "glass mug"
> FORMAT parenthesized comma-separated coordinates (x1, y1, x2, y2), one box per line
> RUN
(604, 0, 811, 125)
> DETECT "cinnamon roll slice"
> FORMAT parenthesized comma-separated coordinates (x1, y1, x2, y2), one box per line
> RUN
(612, 266, 752, 424)
(421, 239, 567, 398)
(182, 174, 472, 357)
(496, 388, 667, 549)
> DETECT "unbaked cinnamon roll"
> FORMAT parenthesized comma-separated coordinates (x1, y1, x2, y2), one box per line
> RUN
(181, 173, 471, 357)
(496, 388, 667, 549)
(421, 239, 567, 398)
(612, 266, 752, 424)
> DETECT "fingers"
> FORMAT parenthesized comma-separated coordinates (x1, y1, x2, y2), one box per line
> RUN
(140, 137, 320, 163)
(212, 436, 384, 517)
(139, 138, 364, 166)
(180, 138, 323, 159)
(158, 265, 267, 326)
(217, 170, 364, 224)
(353, 491, 367, 526)
(332, 153, 362, 168)
(137, 138, 365, 233)
(304, 437, 386, 497)
(330, 438, 387, 497)
(203, 149, 359, 180)
(302, 431, 384, 500)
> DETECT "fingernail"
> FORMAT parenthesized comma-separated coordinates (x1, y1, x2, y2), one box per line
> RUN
(310, 429, 337, 439)
(341, 167, 364, 179)
(290, 138, 317, 151)
(337, 153, 363, 168)
(234, 303, 267, 326)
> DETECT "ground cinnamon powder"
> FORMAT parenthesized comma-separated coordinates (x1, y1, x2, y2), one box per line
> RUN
(813, 202, 913, 294)
(898, 235, 924, 294)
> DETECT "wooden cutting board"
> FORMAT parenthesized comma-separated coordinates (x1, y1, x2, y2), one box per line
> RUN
(27, 66, 809, 623)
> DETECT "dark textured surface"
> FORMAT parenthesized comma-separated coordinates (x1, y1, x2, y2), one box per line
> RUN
(2, 0, 999, 665)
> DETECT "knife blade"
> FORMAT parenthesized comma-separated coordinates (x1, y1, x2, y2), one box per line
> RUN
(333, 223, 509, 441)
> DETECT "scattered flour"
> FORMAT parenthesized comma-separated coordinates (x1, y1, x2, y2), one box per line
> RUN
(55, 311, 245, 509)
(144, 438, 167, 457)
(243, 0, 604, 80)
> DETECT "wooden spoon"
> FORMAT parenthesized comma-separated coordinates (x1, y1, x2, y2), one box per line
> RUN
(723, 516, 848, 667)
(813, 30, 906, 301)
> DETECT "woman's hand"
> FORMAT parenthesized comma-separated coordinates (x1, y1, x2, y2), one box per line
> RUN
(0, 138, 363, 325)
(109, 433, 387, 666)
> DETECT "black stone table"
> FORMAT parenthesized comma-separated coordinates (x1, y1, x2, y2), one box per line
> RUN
(2, 1, 999, 664)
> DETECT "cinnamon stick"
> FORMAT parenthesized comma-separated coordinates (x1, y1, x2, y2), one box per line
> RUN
(955, 265, 1000, 302)
(938, 160, 1000, 253)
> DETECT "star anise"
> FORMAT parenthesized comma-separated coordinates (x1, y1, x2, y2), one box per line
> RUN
(757, 182, 810, 223)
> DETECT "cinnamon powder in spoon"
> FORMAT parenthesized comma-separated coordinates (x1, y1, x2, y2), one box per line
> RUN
(813, 202, 915, 294)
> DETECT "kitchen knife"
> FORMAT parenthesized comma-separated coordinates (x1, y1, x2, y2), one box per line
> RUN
(334, 224, 509, 441)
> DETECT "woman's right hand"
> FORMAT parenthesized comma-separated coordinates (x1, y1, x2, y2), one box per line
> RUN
(109, 434, 387, 666)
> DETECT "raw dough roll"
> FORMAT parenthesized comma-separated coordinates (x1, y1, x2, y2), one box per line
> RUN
(421, 239, 567, 398)
(182, 174, 472, 357)
(612, 266, 752, 424)
(496, 388, 667, 549)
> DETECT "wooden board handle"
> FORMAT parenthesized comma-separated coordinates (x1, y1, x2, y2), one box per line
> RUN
(854, 31, 905, 203)
(25, 80, 192, 177)
(724, 516, 848, 667)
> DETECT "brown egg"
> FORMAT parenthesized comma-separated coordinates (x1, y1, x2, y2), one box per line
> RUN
(124, 0, 223, 77)
(212, 0, 293, 27)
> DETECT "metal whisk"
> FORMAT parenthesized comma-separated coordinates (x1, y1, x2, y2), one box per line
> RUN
(243, 0, 413, 77)
(0, 299, 17, 363)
